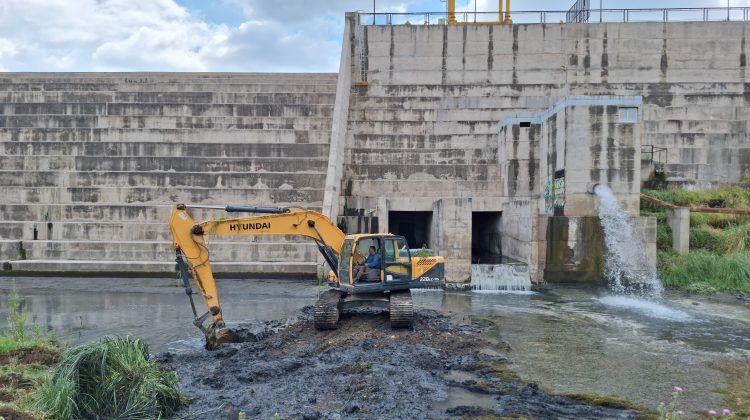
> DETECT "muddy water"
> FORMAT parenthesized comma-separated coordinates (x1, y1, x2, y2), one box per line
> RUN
(1, 278, 748, 413)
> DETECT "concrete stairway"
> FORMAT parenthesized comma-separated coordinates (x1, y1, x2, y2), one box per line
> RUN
(0, 73, 337, 277)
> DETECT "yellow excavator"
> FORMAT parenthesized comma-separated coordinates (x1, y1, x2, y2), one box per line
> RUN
(169, 203, 445, 349)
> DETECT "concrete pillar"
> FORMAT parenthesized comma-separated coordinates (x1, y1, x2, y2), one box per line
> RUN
(376, 197, 388, 234)
(321, 12, 355, 221)
(666, 207, 690, 255)
(433, 198, 472, 283)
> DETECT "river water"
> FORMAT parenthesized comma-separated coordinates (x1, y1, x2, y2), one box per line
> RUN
(1, 277, 748, 414)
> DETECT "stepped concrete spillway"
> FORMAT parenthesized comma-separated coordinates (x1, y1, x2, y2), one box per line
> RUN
(0, 73, 338, 276)
(1, 14, 749, 283)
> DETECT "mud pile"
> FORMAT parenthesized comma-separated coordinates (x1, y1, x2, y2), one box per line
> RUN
(163, 309, 638, 419)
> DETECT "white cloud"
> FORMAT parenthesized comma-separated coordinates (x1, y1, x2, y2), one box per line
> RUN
(0, 0, 408, 72)
(0, 0, 230, 71)
(1, 0, 748, 72)
(0, 38, 18, 58)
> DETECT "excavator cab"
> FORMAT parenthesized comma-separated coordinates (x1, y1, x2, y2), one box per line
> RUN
(338, 235, 413, 286)
(169, 204, 445, 349)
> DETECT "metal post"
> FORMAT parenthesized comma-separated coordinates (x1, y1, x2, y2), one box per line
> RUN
(600, 0, 602, 22)
(447, 0, 456, 24)
(373, 0, 376, 25)
(727, 0, 730, 21)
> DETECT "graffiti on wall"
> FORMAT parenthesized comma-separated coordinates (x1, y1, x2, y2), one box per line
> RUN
(544, 172, 566, 215)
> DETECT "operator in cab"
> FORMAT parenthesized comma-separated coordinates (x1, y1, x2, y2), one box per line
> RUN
(353, 245, 381, 282)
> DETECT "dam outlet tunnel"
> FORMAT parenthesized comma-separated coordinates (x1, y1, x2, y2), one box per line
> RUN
(471, 212, 502, 264)
(388, 211, 433, 250)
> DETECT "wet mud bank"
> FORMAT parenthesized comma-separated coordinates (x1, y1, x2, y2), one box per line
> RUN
(163, 309, 639, 419)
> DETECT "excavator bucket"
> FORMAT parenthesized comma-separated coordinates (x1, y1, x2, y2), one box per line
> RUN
(205, 327, 240, 350)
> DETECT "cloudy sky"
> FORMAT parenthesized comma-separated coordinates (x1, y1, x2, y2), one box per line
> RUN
(0, 0, 746, 72)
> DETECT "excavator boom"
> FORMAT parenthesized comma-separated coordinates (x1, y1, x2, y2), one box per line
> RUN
(169, 204, 345, 348)
(168, 203, 445, 349)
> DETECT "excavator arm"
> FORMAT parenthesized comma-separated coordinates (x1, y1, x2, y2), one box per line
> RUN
(169, 203, 346, 349)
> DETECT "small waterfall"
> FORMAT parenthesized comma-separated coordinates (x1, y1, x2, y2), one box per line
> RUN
(471, 263, 532, 292)
(593, 185, 663, 296)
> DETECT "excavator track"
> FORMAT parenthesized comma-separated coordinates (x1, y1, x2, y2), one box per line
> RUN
(314, 290, 342, 330)
(389, 290, 414, 328)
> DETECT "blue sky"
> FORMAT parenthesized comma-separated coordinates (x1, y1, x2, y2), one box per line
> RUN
(0, 0, 745, 72)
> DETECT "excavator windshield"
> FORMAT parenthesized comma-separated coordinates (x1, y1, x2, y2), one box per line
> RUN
(338, 239, 354, 284)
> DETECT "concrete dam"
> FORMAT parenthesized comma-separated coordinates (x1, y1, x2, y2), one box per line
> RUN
(1, 13, 749, 285)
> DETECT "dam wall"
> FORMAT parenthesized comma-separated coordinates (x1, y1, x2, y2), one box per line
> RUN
(334, 15, 749, 282)
(1, 14, 748, 282)
(0, 73, 337, 276)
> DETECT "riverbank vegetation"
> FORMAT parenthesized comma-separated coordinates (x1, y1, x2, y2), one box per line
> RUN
(36, 336, 185, 419)
(1, 288, 185, 419)
(641, 187, 750, 295)
(0, 288, 59, 419)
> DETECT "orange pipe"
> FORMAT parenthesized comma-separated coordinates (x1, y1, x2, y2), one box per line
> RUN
(640, 193, 677, 209)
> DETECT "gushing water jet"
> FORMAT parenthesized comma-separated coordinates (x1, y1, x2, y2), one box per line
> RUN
(589, 184, 663, 297)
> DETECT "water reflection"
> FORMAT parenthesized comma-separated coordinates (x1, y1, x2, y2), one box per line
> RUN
(0, 277, 319, 352)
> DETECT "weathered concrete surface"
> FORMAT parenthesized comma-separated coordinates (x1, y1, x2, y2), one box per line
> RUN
(322, 13, 355, 224)
(498, 96, 650, 281)
(666, 207, 690, 255)
(543, 216, 657, 283)
(339, 20, 748, 283)
(164, 309, 638, 419)
(3, 19, 749, 280)
(0, 72, 337, 276)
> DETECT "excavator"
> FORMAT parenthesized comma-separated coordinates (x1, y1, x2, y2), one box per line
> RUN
(169, 203, 445, 349)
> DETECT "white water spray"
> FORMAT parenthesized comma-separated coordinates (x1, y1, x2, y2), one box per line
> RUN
(470, 263, 533, 293)
(592, 185, 663, 297)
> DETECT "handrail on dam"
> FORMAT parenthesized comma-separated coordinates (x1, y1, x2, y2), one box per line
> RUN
(359, 7, 750, 25)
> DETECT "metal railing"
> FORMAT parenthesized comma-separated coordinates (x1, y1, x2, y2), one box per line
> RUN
(641, 145, 667, 174)
(567, 0, 590, 23)
(358, 7, 750, 25)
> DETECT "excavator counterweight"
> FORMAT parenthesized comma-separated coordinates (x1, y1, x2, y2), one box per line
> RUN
(169, 203, 445, 349)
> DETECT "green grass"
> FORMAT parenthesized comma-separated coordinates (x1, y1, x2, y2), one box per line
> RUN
(689, 212, 746, 229)
(0, 335, 27, 354)
(642, 187, 750, 210)
(688, 227, 723, 253)
(641, 188, 750, 296)
(723, 223, 750, 255)
(35, 336, 186, 420)
(1, 287, 56, 355)
(658, 251, 750, 295)
(1, 287, 60, 418)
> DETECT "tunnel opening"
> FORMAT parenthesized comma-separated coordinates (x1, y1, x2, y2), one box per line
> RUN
(388, 211, 432, 249)
(472, 211, 503, 264)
